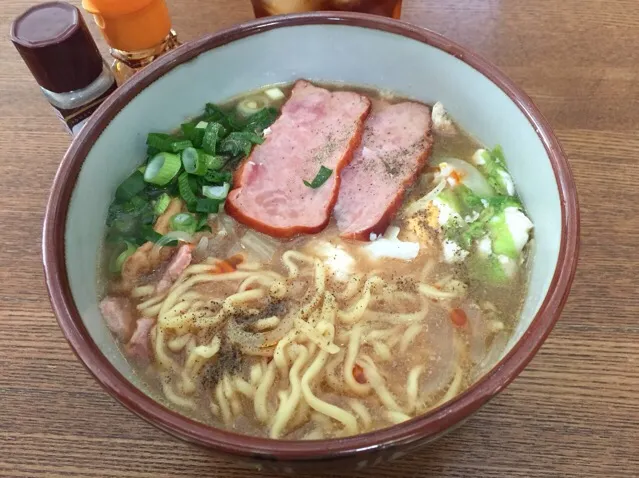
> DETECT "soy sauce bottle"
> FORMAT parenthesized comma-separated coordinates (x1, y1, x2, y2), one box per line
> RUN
(11, 2, 117, 135)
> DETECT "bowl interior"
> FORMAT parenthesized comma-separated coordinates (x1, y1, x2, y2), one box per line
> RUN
(64, 22, 562, 409)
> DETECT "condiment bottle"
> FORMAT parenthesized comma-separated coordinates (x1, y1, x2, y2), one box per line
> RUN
(82, 0, 180, 85)
(11, 2, 117, 136)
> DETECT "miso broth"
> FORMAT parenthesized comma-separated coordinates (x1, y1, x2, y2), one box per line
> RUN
(98, 81, 532, 439)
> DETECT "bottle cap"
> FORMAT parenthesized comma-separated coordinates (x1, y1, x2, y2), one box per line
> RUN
(82, 0, 172, 52)
(11, 2, 104, 94)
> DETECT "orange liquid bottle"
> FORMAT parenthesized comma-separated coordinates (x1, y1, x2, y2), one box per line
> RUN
(82, 0, 179, 84)
(251, 0, 402, 18)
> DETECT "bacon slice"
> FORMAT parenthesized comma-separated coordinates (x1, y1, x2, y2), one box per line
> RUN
(225, 80, 371, 238)
(334, 100, 433, 240)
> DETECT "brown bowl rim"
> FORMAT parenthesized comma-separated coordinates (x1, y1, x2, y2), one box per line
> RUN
(42, 12, 580, 462)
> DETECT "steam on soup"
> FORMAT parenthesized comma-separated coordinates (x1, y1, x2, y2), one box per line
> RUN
(99, 81, 533, 440)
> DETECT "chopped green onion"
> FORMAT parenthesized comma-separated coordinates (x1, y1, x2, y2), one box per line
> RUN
(188, 175, 199, 196)
(196, 215, 211, 232)
(181, 147, 207, 176)
(154, 193, 171, 214)
(237, 95, 270, 118)
(181, 122, 205, 148)
(146, 146, 161, 159)
(115, 171, 146, 202)
(167, 139, 193, 153)
(204, 103, 243, 131)
(178, 171, 198, 206)
(196, 197, 222, 214)
(123, 195, 147, 213)
(202, 122, 226, 155)
(141, 226, 163, 243)
(202, 154, 225, 171)
(144, 185, 169, 199)
(220, 131, 262, 157)
(112, 215, 137, 234)
(144, 152, 182, 186)
(243, 107, 278, 135)
(303, 166, 333, 189)
(196, 121, 208, 129)
(170, 213, 197, 235)
(106, 203, 123, 227)
(146, 133, 192, 153)
(202, 182, 230, 200)
(204, 170, 232, 185)
(109, 241, 137, 274)
(146, 133, 170, 151)
(140, 210, 156, 226)
(180, 122, 195, 135)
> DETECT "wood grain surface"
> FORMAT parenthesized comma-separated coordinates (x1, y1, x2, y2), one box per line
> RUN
(1, 0, 637, 476)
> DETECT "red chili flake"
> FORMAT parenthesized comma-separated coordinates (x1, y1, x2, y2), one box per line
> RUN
(450, 308, 468, 327)
(218, 261, 235, 273)
(226, 254, 244, 267)
(353, 364, 367, 384)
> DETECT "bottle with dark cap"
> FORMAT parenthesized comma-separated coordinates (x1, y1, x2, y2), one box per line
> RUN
(11, 2, 117, 136)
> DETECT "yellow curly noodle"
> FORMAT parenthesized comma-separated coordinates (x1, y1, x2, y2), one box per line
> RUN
(126, 236, 509, 440)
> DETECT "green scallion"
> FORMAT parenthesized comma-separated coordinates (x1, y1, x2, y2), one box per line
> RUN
(169, 213, 197, 235)
(146, 133, 192, 153)
(181, 122, 206, 148)
(154, 193, 171, 215)
(144, 152, 182, 186)
(202, 154, 225, 171)
(196, 197, 222, 214)
(202, 182, 230, 201)
(219, 131, 262, 158)
(115, 170, 146, 202)
(204, 170, 233, 185)
(141, 226, 163, 244)
(181, 147, 208, 176)
(111, 215, 137, 234)
(178, 171, 198, 206)
(146, 133, 171, 151)
(243, 107, 278, 135)
(125, 195, 147, 212)
(166, 139, 193, 153)
(236, 95, 270, 118)
(303, 166, 333, 189)
(202, 122, 226, 155)
(196, 215, 211, 232)
(109, 241, 137, 274)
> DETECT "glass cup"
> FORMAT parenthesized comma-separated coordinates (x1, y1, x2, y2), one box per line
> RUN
(251, 0, 402, 19)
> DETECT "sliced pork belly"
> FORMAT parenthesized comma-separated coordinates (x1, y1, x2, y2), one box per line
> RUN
(156, 244, 192, 293)
(226, 80, 371, 238)
(126, 318, 155, 363)
(99, 296, 135, 342)
(334, 100, 433, 240)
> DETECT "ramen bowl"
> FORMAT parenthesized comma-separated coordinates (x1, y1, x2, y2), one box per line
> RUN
(43, 12, 579, 472)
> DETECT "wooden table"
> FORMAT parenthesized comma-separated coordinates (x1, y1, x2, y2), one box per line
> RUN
(1, 0, 637, 476)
